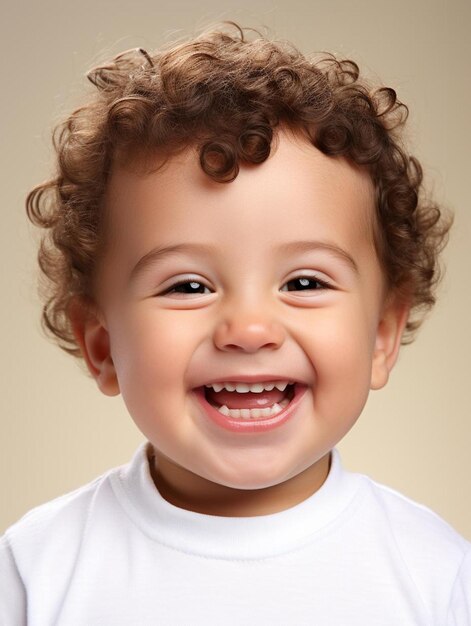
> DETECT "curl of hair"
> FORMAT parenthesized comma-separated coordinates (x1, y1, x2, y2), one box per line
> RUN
(26, 21, 452, 358)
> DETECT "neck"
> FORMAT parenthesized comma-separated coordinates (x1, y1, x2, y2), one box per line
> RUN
(149, 450, 332, 517)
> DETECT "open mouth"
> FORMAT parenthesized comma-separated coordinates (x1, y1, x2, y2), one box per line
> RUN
(203, 383, 297, 420)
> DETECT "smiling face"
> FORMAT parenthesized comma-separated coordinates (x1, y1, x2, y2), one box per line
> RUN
(72, 129, 408, 516)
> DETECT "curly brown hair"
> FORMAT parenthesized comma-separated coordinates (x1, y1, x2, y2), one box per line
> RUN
(26, 21, 452, 359)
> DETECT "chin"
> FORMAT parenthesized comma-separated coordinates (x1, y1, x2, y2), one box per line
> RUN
(207, 465, 291, 492)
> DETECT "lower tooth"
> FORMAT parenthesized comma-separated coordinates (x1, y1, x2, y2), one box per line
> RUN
(217, 397, 290, 419)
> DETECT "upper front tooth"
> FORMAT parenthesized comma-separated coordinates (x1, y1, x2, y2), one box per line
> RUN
(205, 380, 291, 393)
(235, 383, 250, 392)
(248, 383, 264, 393)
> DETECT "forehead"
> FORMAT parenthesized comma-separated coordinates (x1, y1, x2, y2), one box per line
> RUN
(104, 130, 376, 251)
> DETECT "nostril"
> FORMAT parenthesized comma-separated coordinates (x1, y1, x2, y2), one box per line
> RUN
(221, 342, 280, 351)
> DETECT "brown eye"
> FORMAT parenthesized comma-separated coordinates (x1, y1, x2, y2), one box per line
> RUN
(161, 280, 211, 296)
(282, 276, 332, 292)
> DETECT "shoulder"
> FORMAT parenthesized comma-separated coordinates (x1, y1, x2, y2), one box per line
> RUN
(358, 473, 471, 613)
(5, 471, 106, 538)
(361, 474, 470, 555)
(2, 464, 120, 585)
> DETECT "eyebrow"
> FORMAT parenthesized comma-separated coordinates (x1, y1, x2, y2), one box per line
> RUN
(129, 243, 220, 283)
(129, 239, 359, 283)
(276, 240, 359, 274)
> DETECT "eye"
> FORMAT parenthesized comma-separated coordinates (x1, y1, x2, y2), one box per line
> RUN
(281, 275, 333, 292)
(160, 280, 212, 296)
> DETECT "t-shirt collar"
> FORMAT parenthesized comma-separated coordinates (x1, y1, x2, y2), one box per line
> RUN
(111, 440, 362, 560)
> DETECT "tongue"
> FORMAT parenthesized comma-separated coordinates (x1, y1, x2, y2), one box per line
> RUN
(206, 388, 286, 409)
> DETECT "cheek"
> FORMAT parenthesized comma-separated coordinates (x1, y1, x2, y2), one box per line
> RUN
(110, 309, 198, 397)
(304, 307, 376, 414)
(306, 302, 375, 354)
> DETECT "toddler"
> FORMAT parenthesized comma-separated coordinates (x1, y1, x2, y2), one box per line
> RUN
(1, 21, 470, 625)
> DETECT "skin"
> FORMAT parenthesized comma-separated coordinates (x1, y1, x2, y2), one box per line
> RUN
(70, 129, 409, 517)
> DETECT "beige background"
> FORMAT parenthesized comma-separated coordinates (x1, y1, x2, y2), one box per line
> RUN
(1, 0, 469, 538)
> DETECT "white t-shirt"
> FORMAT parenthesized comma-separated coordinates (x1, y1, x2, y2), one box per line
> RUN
(1, 442, 470, 625)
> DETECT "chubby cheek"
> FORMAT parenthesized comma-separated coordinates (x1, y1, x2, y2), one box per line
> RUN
(305, 306, 376, 421)
(109, 308, 198, 418)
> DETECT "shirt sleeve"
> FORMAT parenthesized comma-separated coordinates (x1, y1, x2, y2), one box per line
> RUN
(447, 547, 471, 625)
(0, 534, 27, 626)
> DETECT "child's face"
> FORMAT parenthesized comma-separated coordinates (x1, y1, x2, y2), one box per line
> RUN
(75, 129, 407, 515)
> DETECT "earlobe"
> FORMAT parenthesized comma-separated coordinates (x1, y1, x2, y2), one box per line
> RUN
(370, 298, 410, 390)
(68, 298, 120, 397)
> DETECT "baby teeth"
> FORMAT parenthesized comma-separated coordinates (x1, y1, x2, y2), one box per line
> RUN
(206, 381, 289, 393)
(217, 397, 290, 419)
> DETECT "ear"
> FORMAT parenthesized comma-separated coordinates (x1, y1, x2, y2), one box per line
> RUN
(68, 297, 120, 396)
(370, 296, 410, 390)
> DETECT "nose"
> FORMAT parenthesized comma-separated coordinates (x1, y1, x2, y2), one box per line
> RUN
(213, 304, 286, 353)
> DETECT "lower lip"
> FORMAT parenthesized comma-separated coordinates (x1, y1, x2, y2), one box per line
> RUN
(192, 384, 307, 433)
